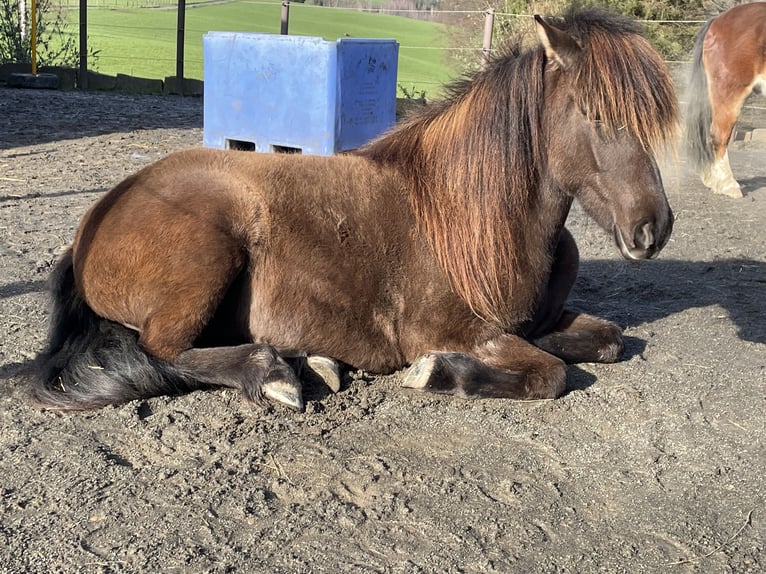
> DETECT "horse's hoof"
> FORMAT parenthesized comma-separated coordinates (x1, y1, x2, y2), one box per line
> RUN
(597, 341, 624, 363)
(715, 183, 743, 198)
(262, 378, 304, 412)
(401, 355, 436, 390)
(306, 355, 341, 393)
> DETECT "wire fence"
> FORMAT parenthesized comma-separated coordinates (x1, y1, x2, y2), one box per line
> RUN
(47, 0, 709, 95)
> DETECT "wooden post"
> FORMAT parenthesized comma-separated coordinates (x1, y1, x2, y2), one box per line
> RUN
(19, 0, 27, 49)
(176, 0, 186, 95)
(281, 1, 289, 35)
(481, 9, 494, 69)
(30, 0, 37, 75)
(79, 0, 88, 89)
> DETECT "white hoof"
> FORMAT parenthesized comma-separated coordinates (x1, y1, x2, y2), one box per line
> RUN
(262, 378, 304, 411)
(714, 181, 743, 198)
(306, 355, 342, 393)
(401, 355, 436, 390)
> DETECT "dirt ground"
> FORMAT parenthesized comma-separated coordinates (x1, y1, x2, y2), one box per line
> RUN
(0, 83, 764, 574)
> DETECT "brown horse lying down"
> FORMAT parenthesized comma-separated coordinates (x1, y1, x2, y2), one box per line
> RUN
(31, 9, 678, 412)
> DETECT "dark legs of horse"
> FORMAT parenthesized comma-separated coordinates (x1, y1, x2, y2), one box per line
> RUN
(527, 229, 624, 364)
(402, 228, 623, 400)
(174, 345, 304, 411)
(402, 336, 567, 399)
(176, 348, 344, 411)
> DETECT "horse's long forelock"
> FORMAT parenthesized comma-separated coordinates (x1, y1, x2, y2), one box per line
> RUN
(568, 17, 679, 152)
(359, 9, 678, 326)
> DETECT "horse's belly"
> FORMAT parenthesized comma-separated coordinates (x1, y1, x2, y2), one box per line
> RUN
(243, 207, 413, 372)
(247, 267, 406, 373)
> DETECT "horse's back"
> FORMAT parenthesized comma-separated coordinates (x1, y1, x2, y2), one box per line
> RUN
(708, 2, 766, 39)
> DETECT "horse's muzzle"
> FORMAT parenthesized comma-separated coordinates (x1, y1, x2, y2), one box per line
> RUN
(613, 216, 673, 260)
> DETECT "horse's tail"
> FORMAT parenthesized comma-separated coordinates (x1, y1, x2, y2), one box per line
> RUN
(684, 17, 714, 170)
(30, 249, 204, 411)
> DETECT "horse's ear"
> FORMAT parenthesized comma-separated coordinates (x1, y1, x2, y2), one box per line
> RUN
(534, 15, 581, 70)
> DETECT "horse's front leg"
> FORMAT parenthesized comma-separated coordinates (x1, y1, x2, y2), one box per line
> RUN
(531, 310, 624, 364)
(401, 335, 566, 400)
(524, 227, 624, 364)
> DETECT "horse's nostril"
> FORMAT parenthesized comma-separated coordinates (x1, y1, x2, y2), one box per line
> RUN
(634, 221, 655, 251)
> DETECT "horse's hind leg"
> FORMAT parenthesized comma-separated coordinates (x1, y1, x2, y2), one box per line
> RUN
(174, 344, 304, 410)
(288, 354, 342, 393)
(402, 335, 566, 400)
(702, 55, 749, 197)
(702, 116, 742, 198)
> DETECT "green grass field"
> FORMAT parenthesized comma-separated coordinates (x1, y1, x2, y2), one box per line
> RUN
(65, 0, 459, 97)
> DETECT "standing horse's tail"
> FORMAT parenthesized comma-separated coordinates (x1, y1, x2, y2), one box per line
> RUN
(684, 18, 714, 171)
(30, 249, 204, 411)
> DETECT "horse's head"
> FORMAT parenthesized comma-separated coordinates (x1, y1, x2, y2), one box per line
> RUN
(535, 12, 678, 260)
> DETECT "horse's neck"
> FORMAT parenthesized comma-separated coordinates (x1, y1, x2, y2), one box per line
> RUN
(359, 100, 572, 327)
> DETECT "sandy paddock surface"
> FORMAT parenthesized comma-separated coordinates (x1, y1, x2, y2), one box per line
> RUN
(0, 85, 764, 573)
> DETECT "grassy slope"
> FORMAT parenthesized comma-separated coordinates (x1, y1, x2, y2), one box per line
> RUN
(70, 0, 457, 97)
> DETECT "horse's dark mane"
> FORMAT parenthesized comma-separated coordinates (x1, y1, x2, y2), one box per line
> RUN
(357, 8, 678, 325)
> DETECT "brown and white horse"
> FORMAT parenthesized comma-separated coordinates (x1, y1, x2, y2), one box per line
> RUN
(685, 2, 766, 198)
(31, 9, 678, 412)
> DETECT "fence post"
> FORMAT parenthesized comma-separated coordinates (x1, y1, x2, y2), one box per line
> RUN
(481, 9, 494, 69)
(30, 0, 37, 75)
(281, 2, 290, 35)
(79, 0, 88, 89)
(176, 0, 186, 95)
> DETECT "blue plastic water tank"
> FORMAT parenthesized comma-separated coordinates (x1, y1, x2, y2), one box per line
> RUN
(203, 32, 399, 155)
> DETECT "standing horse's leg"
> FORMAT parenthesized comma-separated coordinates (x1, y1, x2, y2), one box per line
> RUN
(702, 125, 742, 198)
(701, 51, 749, 198)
